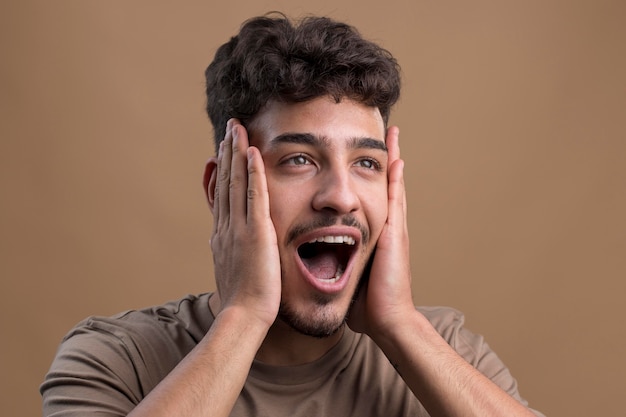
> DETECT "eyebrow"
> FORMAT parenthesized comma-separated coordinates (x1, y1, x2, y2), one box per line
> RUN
(270, 133, 387, 152)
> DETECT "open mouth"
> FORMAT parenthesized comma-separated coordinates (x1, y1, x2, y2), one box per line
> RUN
(297, 235, 356, 283)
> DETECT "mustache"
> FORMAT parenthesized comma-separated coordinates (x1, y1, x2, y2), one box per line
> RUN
(285, 214, 370, 247)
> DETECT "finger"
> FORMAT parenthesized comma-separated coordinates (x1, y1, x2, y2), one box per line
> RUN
(385, 126, 407, 230)
(246, 146, 272, 228)
(212, 140, 225, 237)
(228, 122, 250, 224)
(387, 158, 408, 233)
(385, 157, 411, 285)
(217, 119, 235, 228)
(385, 126, 400, 168)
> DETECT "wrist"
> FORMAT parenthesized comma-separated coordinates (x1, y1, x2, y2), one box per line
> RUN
(368, 308, 435, 351)
(210, 292, 278, 331)
(212, 304, 273, 344)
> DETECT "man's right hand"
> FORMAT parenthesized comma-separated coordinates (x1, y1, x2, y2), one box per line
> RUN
(127, 119, 281, 417)
(210, 119, 281, 329)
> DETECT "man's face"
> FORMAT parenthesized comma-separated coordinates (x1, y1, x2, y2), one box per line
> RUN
(247, 96, 389, 337)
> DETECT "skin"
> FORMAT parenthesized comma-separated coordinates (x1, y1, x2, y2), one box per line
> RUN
(208, 96, 396, 364)
(127, 96, 537, 417)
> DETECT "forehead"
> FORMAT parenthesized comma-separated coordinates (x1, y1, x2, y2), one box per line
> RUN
(247, 96, 386, 150)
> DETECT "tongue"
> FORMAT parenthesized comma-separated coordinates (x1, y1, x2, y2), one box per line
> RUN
(302, 252, 339, 280)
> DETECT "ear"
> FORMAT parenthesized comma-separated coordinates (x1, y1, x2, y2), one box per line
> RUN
(203, 157, 219, 210)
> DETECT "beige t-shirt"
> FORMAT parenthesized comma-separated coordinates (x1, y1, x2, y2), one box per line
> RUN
(41, 293, 544, 416)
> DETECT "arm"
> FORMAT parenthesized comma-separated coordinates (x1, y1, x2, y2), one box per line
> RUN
(348, 126, 538, 417)
(126, 306, 267, 417)
(372, 311, 538, 417)
(128, 120, 280, 417)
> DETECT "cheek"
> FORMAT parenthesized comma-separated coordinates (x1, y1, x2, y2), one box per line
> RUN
(267, 183, 284, 227)
(364, 189, 389, 240)
(266, 180, 305, 238)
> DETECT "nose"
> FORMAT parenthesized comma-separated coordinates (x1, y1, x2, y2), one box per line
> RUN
(311, 167, 360, 215)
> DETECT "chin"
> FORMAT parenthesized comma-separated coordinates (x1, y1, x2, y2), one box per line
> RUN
(278, 296, 349, 338)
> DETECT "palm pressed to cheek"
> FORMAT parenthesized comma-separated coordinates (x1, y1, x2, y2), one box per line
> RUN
(238, 97, 389, 336)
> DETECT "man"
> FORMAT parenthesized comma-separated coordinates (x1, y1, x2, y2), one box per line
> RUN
(41, 14, 544, 416)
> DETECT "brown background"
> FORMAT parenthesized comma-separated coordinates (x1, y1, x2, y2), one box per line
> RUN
(1, 1, 624, 416)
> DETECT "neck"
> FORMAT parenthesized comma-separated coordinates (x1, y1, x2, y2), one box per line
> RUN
(256, 318, 344, 366)
(209, 292, 344, 366)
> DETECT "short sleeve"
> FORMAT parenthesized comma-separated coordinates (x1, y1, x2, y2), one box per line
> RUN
(418, 306, 545, 417)
(41, 307, 201, 417)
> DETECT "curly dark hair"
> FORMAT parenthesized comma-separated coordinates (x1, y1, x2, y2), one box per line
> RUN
(204, 14, 401, 151)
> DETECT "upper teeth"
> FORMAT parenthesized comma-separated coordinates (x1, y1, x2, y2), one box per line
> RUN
(308, 235, 355, 245)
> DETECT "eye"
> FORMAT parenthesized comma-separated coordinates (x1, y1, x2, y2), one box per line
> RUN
(283, 154, 312, 166)
(354, 158, 382, 171)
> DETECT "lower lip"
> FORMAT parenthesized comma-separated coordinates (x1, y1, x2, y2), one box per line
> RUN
(295, 256, 354, 295)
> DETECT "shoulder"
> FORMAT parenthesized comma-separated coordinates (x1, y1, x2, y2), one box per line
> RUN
(64, 292, 214, 345)
(41, 293, 216, 413)
(417, 306, 475, 347)
(417, 305, 466, 334)
(50, 293, 214, 386)
(416, 305, 487, 365)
